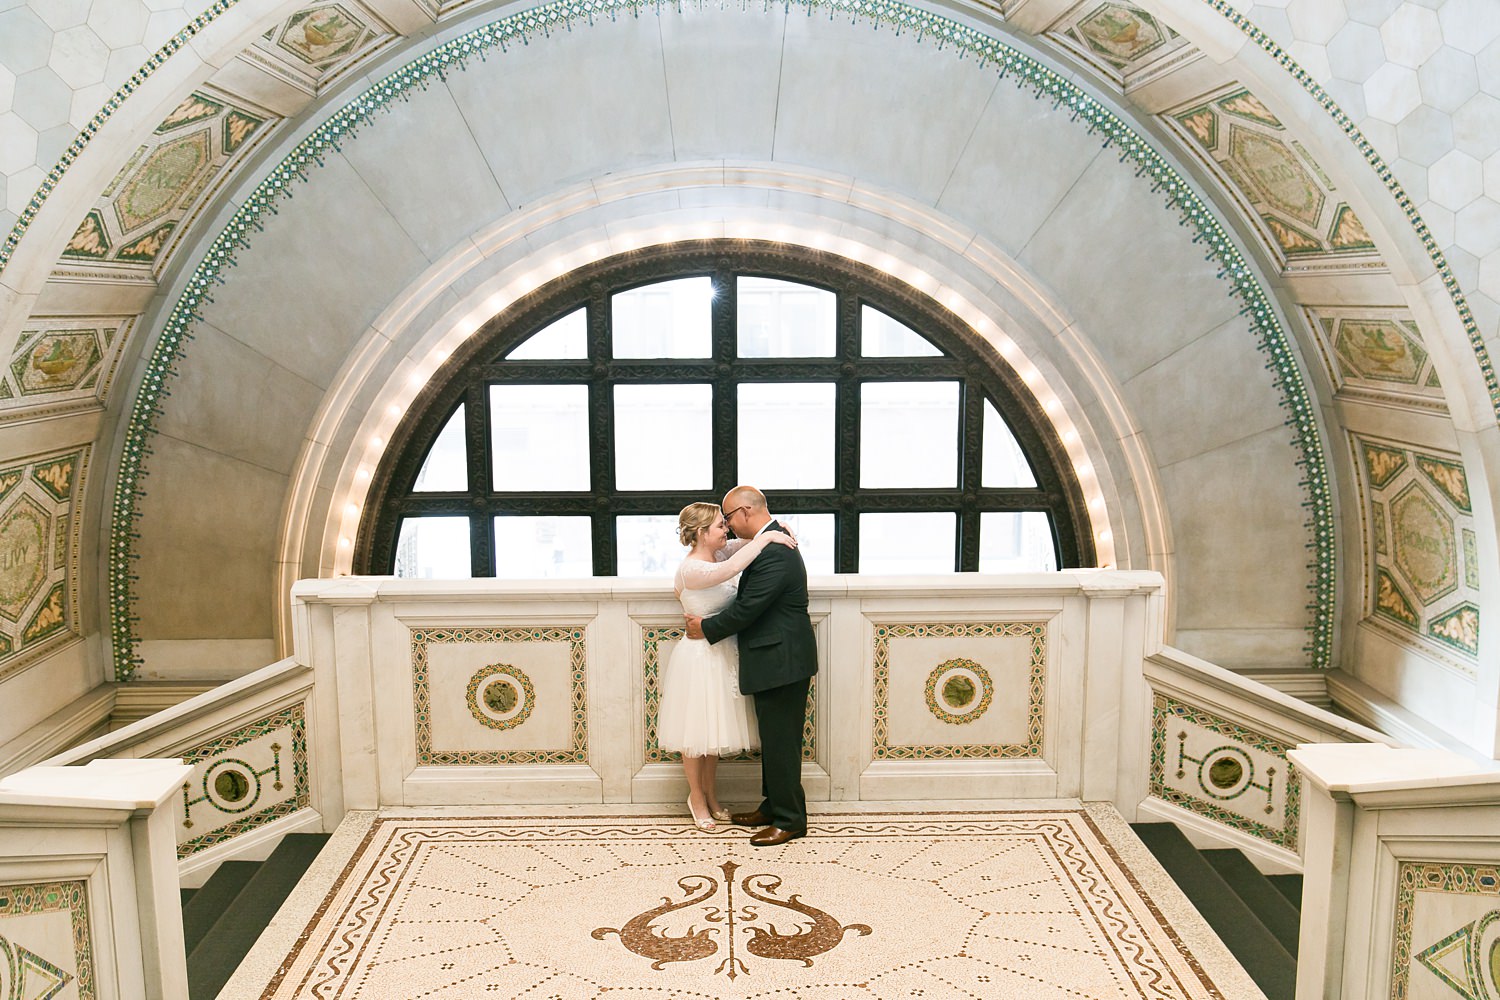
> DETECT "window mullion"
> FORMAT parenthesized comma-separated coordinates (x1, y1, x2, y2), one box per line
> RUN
(588, 292, 617, 575)
(835, 287, 861, 573)
(958, 383, 984, 571)
(712, 265, 736, 499)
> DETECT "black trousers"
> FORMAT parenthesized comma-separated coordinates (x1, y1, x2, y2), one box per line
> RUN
(752, 676, 811, 831)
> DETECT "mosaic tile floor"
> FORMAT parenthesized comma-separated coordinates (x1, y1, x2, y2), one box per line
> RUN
(226, 805, 1265, 999)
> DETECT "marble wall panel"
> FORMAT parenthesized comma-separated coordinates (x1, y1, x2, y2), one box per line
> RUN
(1391, 861, 1500, 1000)
(335, 79, 508, 260)
(658, 8, 784, 163)
(1149, 692, 1299, 850)
(937, 76, 1108, 259)
(440, 16, 675, 209)
(774, 14, 997, 206)
(1017, 150, 1244, 382)
(1352, 433, 1479, 674)
(1158, 425, 1311, 668)
(132, 435, 283, 641)
(0, 880, 95, 1000)
(174, 701, 311, 858)
(153, 320, 325, 476)
(871, 621, 1047, 760)
(411, 625, 588, 766)
(192, 151, 429, 387)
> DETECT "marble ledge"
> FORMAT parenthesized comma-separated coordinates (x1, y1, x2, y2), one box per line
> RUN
(1289, 742, 1500, 808)
(291, 569, 1167, 605)
(0, 758, 193, 812)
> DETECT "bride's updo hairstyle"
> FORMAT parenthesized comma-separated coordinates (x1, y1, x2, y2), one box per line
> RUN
(678, 502, 721, 546)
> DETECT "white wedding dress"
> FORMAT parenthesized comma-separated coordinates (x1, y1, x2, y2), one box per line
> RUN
(658, 546, 761, 757)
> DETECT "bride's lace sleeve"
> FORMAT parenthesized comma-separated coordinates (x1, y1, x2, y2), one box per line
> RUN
(677, 535, 774, 590)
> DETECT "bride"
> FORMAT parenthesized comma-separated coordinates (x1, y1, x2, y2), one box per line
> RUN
(659, 502, 796, 831)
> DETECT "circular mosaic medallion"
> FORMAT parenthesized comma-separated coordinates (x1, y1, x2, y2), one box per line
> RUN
(924, 658, 993, 725)
(467, 663, 536, 731)
(203, 759, 261, 813)
(1196, 747, 1254, 800)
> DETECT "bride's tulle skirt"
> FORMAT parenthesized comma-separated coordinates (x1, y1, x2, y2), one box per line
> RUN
(658, 636, 758, 756)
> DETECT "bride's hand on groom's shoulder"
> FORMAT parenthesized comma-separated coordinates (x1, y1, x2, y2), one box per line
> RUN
(766, 525, 797, 548)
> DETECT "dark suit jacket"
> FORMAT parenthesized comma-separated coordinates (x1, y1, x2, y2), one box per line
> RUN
(700, 521, 818, 695)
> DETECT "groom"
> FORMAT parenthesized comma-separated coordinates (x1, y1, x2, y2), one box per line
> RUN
(685, 486, 817, 846)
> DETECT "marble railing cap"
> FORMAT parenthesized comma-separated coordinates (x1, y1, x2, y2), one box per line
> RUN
(0, 758, 193, 812)
(1288, 743, 1500, 802)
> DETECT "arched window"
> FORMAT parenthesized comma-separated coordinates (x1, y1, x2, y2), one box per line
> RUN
(356, 242, 1093, 577)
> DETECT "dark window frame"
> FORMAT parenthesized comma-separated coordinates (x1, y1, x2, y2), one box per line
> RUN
(355, 240, 1095, 576)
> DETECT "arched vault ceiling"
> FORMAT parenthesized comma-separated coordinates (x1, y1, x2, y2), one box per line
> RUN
(0, 0, 1494, 701)
(86, 2, 1330, 680)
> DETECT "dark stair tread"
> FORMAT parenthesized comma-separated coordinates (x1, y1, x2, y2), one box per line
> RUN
(181, 861, 260, 955)
(187, 834, 331, 1000)
(180, 888, 196, 909)
(1267, 873, 1304, 910)
(1131, 824, 1296, 1000)
(1201, 849, 1300, 957)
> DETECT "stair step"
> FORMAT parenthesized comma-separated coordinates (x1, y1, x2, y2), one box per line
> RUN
(187, 834, 330, 1000)
(181, 861, 260, 956)
(1201, 849, 1300, 956)
(1267, 873, 1303, 911)
(1131, 824, 1296, 1000)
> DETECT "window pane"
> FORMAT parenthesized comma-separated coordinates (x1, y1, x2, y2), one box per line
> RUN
(859, 512, 956, 573)
(612, 277, 712, 358)
(394, 517, 472, 578)
(490, 385, 590, 490)
(983, 399, 1037, 487)
(775, 513, 835, 575)
(616, 514, 682, 577)
(614, 384, 712, 490)
(737, 277, 835, 357)
(413, 404, 466, 492)
(493, 516, 592, 578)
(861, 305, 942, 357)
(737, 383, 835, 488)
(860, 381, 959, 488)
(980, 512, 1057, 571)
(507, 308, 587, 359)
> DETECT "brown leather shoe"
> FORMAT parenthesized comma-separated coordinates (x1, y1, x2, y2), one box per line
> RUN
(730, 810, 770, 827)
(749, 825, 806, 847)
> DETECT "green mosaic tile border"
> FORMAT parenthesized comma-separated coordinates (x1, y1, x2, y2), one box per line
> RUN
(872, 621, 1045, 760)
(0, 2, 242, 277)
(1200, 0, 1497, 417)
(411, 625, 588, 765)
(1391, 861, 1500, 1000)
(640, 625, 816, 764)
(106, 0, 1335, 677)
(176, 701, 311, 858)
(0, 880, 95, 1000)
(1148, 693, 1299, 850)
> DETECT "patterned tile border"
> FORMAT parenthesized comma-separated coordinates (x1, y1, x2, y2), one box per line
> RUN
(1391, 860, 1500, 1000)
(411, 625, 588, 765)
(0, 879, 96, 1000)
(176, 701, 312, 858)
(1149, 693, 1299, 851)
(104, 0, 1336, 678)
(872, 621, 1046, 760)
(640, 625, 816, 764)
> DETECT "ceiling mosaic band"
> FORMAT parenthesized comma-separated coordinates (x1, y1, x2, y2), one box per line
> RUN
(0, 1, 242, 278)
(105, 0, 1336, 678)
(1198, 0, 1499, 415)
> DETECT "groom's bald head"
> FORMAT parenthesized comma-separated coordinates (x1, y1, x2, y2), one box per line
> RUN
(722, 486, 770, 538)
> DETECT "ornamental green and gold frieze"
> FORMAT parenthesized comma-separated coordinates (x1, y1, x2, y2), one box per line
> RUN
(177, 702, 311, 858)
(0, 881, 96, 999)
(872, 621, 1046, 760)
(1391, 861, 1500, 1000)
(1149, 693, 1299, 851)
(640, 626, 816, 764)
(412, 625, 589, 766)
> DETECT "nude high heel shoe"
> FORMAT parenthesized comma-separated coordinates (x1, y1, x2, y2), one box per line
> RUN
(687, 798, 717, 832)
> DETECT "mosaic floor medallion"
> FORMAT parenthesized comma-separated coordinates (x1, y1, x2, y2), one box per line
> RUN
(251, 809, 1257, 999)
